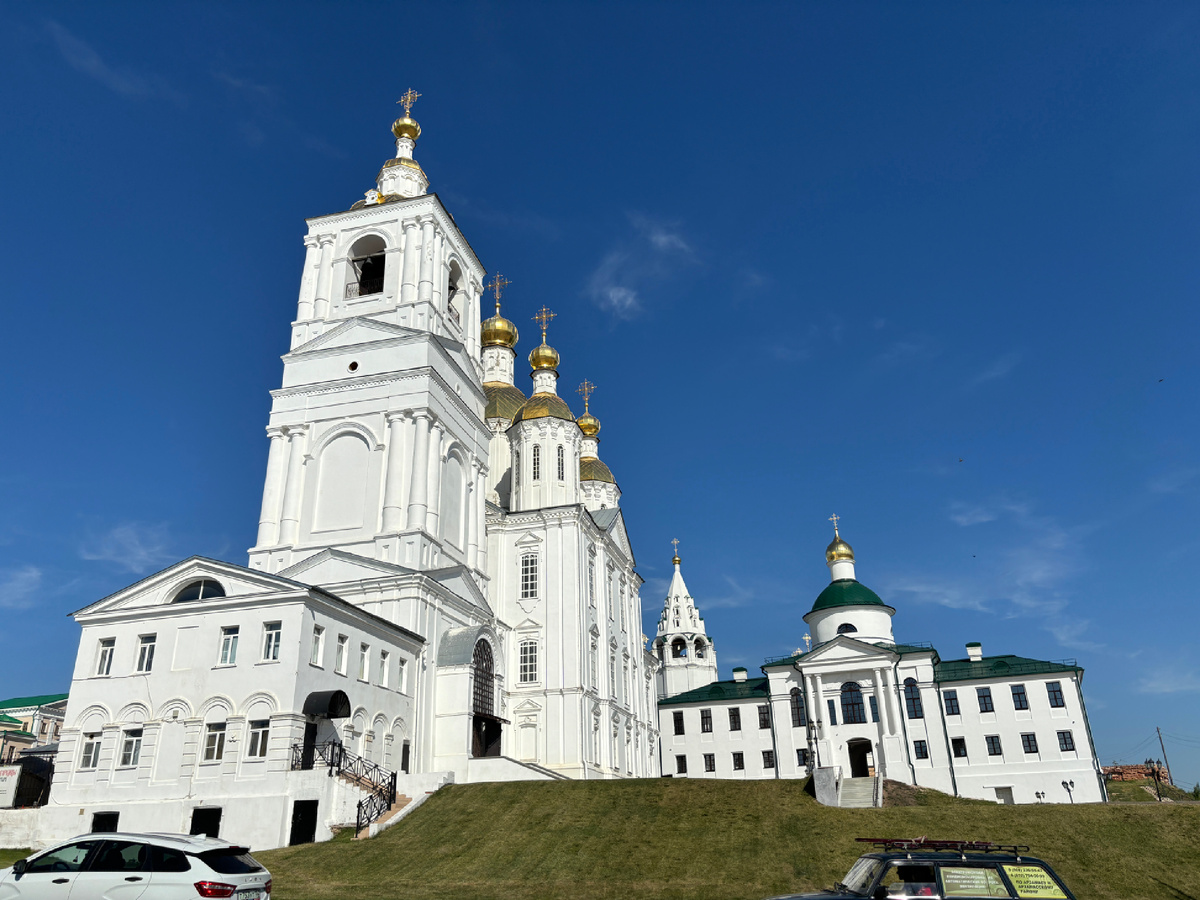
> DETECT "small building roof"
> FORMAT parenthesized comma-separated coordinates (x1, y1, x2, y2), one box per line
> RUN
(0, 693, 68, 711)
(0, 714, 22, 726)
(810, 579, 893, 613)
(934, 654, 1081, 684)
(658, 677, 769, 707)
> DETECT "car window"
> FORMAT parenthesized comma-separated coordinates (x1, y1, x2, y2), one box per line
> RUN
(151, 846, 191, 873)
(197, 850, 263, 874)
(26, 841, 99, 874)
(1000, 865, 1068, 899)
(940, 865, 1013, 898)
(90, 841, 150, 873)
(879, 862, 939, 897)
(840, 857, 883, 895)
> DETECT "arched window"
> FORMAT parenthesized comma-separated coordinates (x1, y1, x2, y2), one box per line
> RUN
(172, 579, 225, 603)
(841, 682, 867, 724)
(790, 687, 807, 727)
(472, 640, 494, 717)
(347, 235, 386, 298)
(440, 454, 464, 548)
(446, 261, 464, 326)
(557, 445, 565, 481)
(693, 638, 706, 658)
(532, 445, 541, 481)
(513, 450, 520, 492)
(836, 623, 858, 635)
(671, 638, 688, 658)
(904, 678, 924, 719)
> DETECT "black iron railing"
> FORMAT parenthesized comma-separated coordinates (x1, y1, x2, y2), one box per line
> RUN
(290, 740, 397, 834)
(346, 278, 384, 299)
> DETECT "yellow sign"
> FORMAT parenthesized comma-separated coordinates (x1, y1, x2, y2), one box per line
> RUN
(941, 866, 1010, 898)
(1002, 865, 1068, 899)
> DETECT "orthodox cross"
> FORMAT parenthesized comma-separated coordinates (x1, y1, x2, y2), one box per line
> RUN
(397, 88, 421, 117)
(802, 634, 812, 652)
(533, 306, 556, 341)
(485, 273, 510, 313)
(829, 513, 840, 537)
(577, 379, 596, 412)
(671, 538, 680, 559)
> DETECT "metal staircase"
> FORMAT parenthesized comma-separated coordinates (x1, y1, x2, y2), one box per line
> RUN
(290, 740, 398, 835)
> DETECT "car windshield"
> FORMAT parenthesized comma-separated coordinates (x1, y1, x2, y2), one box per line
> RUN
(198, 850, 263, 874)
(839, 857, 883, 895)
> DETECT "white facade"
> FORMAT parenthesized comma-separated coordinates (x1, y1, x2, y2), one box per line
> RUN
(24, 106, 660, 851)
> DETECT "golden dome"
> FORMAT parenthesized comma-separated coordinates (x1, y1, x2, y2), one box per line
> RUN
(577, 411, 600, 437)
(529, 341, 560, 372)
(392, 116, 421, 141)
(484, 382, 528, 420)
(826, 535, 855, 563)
(580, 456, 615, 484)
(482, 310, 519, 349)
(511, 392, 574, 425)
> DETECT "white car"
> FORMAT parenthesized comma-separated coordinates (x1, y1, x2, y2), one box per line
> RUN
(0, 832, 271, 900)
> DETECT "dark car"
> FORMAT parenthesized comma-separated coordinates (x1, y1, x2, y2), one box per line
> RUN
(766, 838, 1075, 900)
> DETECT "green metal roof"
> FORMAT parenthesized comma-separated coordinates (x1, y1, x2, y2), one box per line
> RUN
(810, 579, 893, 613)
(0, 730, 35, 739)
(934, 655, 1081, 684)
(0, 693, 68, 710)
(0, 714, 22, 726)
(658, 677, 769, 706)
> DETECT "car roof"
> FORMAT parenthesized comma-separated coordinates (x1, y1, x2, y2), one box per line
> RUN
(864, 851, 1049, 865)
(45, 832, 248, 854)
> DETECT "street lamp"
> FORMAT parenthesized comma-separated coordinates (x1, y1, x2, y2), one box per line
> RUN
(1145, 759, 1163, 801)
(1035, 791, 1045, 803)
(1061, 779, 1074, 803)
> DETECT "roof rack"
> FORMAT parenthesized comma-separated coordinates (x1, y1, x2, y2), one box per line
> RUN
(856, 838, 1029, 860)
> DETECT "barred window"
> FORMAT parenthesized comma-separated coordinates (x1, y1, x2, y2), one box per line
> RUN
(557, 445, 565, 481)
(797, 748, 809, 766)
(532, 445, 541, 481)
(986, 735, 1003, 756)
(913, 740, 929, 760)
(700, 708, 712, 733)
(1046, 681, 1066, 708)
(904, 678, 924, 719)
(943, 689, 960, 716)
(1011, 683, 1029, 710)
(977, 686, 995, 713)
(1021, 733, 1039, 754)
(519, 640, 538, 683)
(790, 688, 807, 727)
(520, 554, 538, 599)
(1057, 730, 1076, 752)
(728, 707, 741, 731)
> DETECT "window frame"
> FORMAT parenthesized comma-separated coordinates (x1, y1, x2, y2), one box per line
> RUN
(520, 553, 539, 600)
(378, 650, 390, 687)
(841, 683, 867, 725)
(790, 688, 807, 727)
(1057, 730, 1076, 752)
(79, 734, 101, 769)
(762, 749, 775, 769)
(397, 657, 408, 694)
(203, 723, 227, 762)
(556, 444, 565, 481)
(310, 624, 325, 667)
(1046, 681, 1066, 708)
(136, 635, 156, 674)
(913, 739, 929, 760)
(247, 719, 270, 758)
(358, 643, 370, 682)
(218, 627, 239, 666)
(827, 699, 838, 726)
(903, 678, 924, 719)
(672, 710, 685, 736)
(703, 753, 715, 773)
(519, 640, 538, 684)
(532, 444, 541, 481)
(1011, 683, 1030, 710)
(700, 708, 713, 733)
(757, 704, 771, 730)
(262, 622, 282, 662)
(976, 686, 995, 713)
(335, 634, 348, 674)
(119, 729, 142, 768)
(942, 689, 960, 716)
(1021, 733, 1039, 754)
(675, 754, 687, 775)
(732, 751, 745, 771)
(96, 638, 115, 676)
(951, 737, 968, 759)
(728, 707, 741, 731)
(985, 735, 1003, 757)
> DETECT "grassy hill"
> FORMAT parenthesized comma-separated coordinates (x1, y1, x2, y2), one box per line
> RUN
(258, 779, 1200, 900)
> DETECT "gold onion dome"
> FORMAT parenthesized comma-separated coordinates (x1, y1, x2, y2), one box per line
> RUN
(511, 392, 575, 425)
(577, 411, 600, 437)
(482, 308, 519, 349)
(392, 116, 421, 141)
(579, 456, 615, 484)
(484, 382, 527, 420)
(826, 534, 855, 563)
(530, 341, 560, 372)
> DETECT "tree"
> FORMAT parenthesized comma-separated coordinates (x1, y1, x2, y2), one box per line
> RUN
(1192, 783, 1199, 800)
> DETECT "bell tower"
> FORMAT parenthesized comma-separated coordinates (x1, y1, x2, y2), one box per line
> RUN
(654, 543, 719, 699)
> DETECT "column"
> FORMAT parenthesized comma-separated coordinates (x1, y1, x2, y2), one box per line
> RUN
(313, 235, 335, 320)
(383, 245, 404, 302)
(417, 217, 436, 307)
(811, 674, 824, 738)
(873, 668, 892, 736)
(297, 236, 319, 321)
(255, 427, 288, 547)
(277, 427, 308, 545)
(467, 458, 481, 568)
(381, 412, 409, 533)
(431, 231, 445, 312)
(405, 413, 431, 530)
(425, 421, 444, 536)
(400, 220, 420, 307)
(883, 668, 903, 734)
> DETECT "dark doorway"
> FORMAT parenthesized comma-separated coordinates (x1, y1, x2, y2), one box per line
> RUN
(470, 640, 502, 758)
(289, 800, 319, 846)
(300, 722, 318, 770)
(847, 739, 873, 778)
(190, 807, 222, 838)
(471, 717, 502, 758)
(400, 740, 410, 774)
(91, 811, 119, 833)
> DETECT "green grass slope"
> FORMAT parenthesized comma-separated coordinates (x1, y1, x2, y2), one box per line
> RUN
(258, 779, 1200, 900)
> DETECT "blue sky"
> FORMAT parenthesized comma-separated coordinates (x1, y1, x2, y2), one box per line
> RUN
(1, 3, 1198, 786)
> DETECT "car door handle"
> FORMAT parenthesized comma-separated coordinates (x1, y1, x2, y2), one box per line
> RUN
(52, 878, 70, 884)
(125, 876, 144, 882)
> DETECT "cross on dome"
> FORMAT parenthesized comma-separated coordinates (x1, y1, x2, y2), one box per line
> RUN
(577, 379, 596, 411)
(486, 273, 511, 314)
(397, 88, 421, 116)
(671, 537, 681, 565)
(829, 512, 841, 537)
(533, 306, 557, 340)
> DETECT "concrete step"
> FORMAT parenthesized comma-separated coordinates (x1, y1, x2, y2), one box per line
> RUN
(839, 776, 877, 808)
(354, 795, 412, 840)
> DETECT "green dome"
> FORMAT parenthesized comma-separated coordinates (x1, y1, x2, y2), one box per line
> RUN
(811, 578, 892, 613)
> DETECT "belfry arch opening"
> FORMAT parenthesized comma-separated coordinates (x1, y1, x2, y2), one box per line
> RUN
(446, 261, 464, 326)
(671, 638, 687, 658)
(347, 235, 386, 299)
(693, 638, 707, 658)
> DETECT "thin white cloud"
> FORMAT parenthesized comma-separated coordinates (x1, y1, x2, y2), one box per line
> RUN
(1148, 467, 1200, 494)
(80, 522, 174, 574)
(629, 212, 693, 255)
(0, 566, 42, 609)
(45, 20, 184, 104)
(587, 250, 642, 319)
(213, 70, 275, 101)
(585, 213, 697, 320)
(877, 335, 937, 366)
(948, 502, 999, 527)
(965, 351, 1022, 390)
(1138, 663, 1200, 694)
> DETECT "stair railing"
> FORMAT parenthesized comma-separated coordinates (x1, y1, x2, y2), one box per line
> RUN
(290, 740, 398, 833)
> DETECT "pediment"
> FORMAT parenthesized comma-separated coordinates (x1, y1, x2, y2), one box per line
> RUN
(288, 317, 421, 356)
(589, 508, 634, 565)
(74, 557, 308, 618)
(514, 618, 542, 631)
(799, 636, 898, 668)
(513, 699, 542, 713)
(428, 566, 493, 615)
(515, 532, 543, 547)
(279, 549, 415, 586)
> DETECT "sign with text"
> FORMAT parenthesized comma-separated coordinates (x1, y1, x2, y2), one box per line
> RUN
(941, 866, 1010, 898)
(0, 765, 20, 808)
(1002, 865, 1068, 899)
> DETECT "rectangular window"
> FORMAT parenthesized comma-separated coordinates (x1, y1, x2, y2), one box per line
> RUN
(977, 687, 995, 713)
(673, 710, 685, 736)
(762, 750, 775, 769)
(913, 739, 929, 760)
(519, 641, 538, 683)
(675, 755, 687, 775)
(620, 585, 627, 631)
(606, 569, 615, 618)
(1057, 730, 1075, 752)
(358, 643, 369, 681)
(119, 730, 142, 767)
(532, 445, 541, 481)
(797, 748, 809, 767)
(203, 724, 226, 762)
(827, 699, 838, 726)
(262, 622, 282, 661)
(700, 708, 713, 733)
(219, 627, 239, 666)
(379, 650, 390, 687)
(869, 696, 879, 723)
(1011, 683, 1029, 710)
(790, 690, 806, 727)
(609, 655, 616, 693)
(247, 720, 269, 758)
(728, 707, 741, 731)
(97, 638, 115, 676)
(952, 737, 968, 759)
(757, 705, 770, 729)
(985, 735, 1003, 756)
(335, 635, 348, 674)
(557, 445, 565, 481)
(521, 554, 538, 600)
(703, 753, 715, 773)
(587, 559, 596, 606)
(310, 625, 324, 666)
(136, 635, 156, 673)
(732, 751, 745, 771)
(943, 689, 960, 716)
(397, 658, 408, 693)
(1046, 681, 1066, 708)
(1021, 733, 1039, 754)
(80, 734, 101, 769)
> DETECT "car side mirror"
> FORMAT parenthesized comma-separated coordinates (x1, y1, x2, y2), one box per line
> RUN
(12, 859, 27, 876)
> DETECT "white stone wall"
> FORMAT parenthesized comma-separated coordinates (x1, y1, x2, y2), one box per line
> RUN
(658, 697, 779, 780)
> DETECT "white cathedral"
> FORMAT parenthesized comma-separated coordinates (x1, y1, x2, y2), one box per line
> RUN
(33, 98, 660, 851)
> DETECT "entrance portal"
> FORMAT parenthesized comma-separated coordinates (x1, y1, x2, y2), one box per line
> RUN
(470, 640, 503, 757)
(847, 739, 873, 778)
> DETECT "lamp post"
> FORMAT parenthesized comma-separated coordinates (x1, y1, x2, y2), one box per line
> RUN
(1061, 779, 1074, 803)
(1145, 759, 1163, 801)
(1035, 791, 1045, 804)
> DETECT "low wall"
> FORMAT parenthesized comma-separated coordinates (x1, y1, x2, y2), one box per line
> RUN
(0, 808, 40, 850)
(467, 756, 555, 783)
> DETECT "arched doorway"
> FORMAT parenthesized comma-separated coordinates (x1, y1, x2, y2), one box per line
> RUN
(471, 640, 502, 758)
(847, 739, 873, 778)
